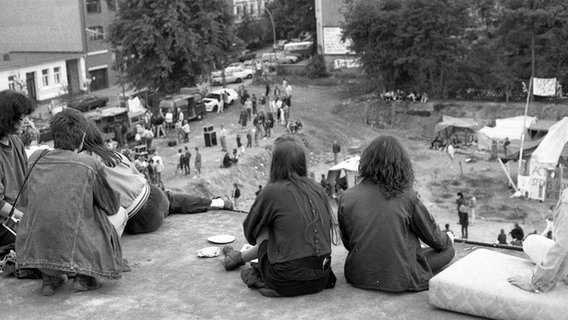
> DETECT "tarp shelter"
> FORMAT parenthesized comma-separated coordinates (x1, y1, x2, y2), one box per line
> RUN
(434, 115, 481, 141)
(477, 116, 537, 151)
(327, 156, 360, 192)
(528, 120, 557, 139)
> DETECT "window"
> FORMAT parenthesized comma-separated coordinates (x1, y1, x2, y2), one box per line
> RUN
(53, 67, 61, 84)
(8, 75, 16, 90)
(87, 26, 104, 41)
(86, 0, 101, 13)
(42, 69, 49, 87)
(106, 0, 116, 11)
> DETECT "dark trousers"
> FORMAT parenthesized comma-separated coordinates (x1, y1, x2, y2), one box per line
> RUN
(125, 184, 169, 234)
(420, 245, 455, 274)
(167, 192, 212, 215)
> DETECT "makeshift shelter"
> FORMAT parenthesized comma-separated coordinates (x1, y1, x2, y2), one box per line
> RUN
(327, 156, 360, 195)
(518, 117, 568, 201)
(434, 115, 481, 142)
(477, 116, 537, 151)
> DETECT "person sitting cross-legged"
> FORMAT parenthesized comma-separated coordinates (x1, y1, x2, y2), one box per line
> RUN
(222, 136, 337, 297)
(338, 135, 455, 292)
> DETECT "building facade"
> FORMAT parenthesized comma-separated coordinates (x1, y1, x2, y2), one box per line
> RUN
(0, 0, 118, 100)
(231, 0, 270, 23)
(314, 0, 359, 71)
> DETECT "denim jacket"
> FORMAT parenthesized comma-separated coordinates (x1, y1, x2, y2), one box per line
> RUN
(16, 149, 124, 279)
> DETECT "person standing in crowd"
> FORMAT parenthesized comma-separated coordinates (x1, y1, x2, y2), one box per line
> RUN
(244, 98, 253, 121)
(508, 188, 568, 293)
(458, 204, 469, 239)
(153, 152, 165, 189)
(497, 229, 507, 244)
(194, 147, 201, 177)
(285, 82, 292, 107)
(469, 193, 477, 225)
(236, 134, 244, 155)
(147, 159, 156, 184)
(252, 94, 257, 116)
(239, 108, 248, 129)
(332, 140, 341, 165)
(176, 149, 185, 174)
(184, 146, 191, 175)
(265, 113, 274, 138)
(338, 135, 454, 292)
(143, 126, 154, 151)
(181, 120, 190, 143)
(232, 183, 241, 210)
(456, 192, 465, 223)
(17, 108, 125, 296)
(217, 94, 224, 113)
(246, 130, 252, 149)
(222, 136, 337, 297)
(503, 137, 511, 156)
(220, 125, 227, 152)
(0, 90, 34, 247)
(265, 82, 270, 97)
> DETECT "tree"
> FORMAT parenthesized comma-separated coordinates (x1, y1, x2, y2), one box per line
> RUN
(266, 0, 316, 40)
(108, 0, 239, 93)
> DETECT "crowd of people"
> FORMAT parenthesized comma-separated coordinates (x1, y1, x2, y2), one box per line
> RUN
(1, 85, 567, 301)
(380, 89, 429, 103)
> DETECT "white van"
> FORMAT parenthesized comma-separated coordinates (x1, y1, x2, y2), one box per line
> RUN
(283, 41, 313, 58)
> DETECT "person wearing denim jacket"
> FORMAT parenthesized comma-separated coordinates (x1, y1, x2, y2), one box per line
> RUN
(15, 108, 125, 296)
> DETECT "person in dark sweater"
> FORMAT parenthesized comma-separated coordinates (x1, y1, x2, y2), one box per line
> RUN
(222, 136, 337, 297)
(338, 135, 454, 292)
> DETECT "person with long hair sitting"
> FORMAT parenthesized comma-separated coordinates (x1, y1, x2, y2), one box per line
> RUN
(222, 136, 337, 297)
(338, 135, 455, 292)
(81, 122, 233, 235)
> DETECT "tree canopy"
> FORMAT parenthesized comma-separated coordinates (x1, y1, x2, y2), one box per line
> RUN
(108, 0, 239, 93)
(342, 0, 568, 100)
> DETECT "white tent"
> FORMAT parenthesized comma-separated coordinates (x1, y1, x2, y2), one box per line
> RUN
(327, 156, 360, 191)
(531, 117, 568, 170)
(477, 116, 537, 151)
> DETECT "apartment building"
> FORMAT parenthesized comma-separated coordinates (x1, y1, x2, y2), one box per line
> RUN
(0, 0, 118, 101)
(231, 0, 270, 23)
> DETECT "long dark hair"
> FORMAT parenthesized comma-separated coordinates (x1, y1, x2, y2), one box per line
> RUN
(0, 90, 35, 139)
(270, 136, 338, 245)
(359, 135, 414, 199)
(82, 121, 123, 167)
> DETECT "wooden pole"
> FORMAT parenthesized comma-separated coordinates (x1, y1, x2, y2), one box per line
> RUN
(498, 158, 519, 193)
(517, 78, 532, 187)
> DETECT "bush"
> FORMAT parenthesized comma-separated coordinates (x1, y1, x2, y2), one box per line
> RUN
(305, 54, 329, 78)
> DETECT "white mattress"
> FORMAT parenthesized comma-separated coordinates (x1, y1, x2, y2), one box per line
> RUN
(429, 249, 568, 320)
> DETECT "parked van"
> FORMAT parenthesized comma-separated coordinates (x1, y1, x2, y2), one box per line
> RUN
(159, 94, 206, 121)
(284, 41, 313, 59)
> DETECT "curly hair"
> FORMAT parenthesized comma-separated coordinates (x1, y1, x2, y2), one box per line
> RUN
(82, 121, 123, 167)
(0, 90, 35, 139)
(358, 135, 414, 199)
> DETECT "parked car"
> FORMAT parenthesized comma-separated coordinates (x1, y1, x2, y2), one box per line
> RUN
(238, 50, 257, 62)
(284, 41, 313, 59)
(260, 52, 300, 64)
(203, 88, 238, 112)
(273, 39, 288, 51)
(210, 67, 254, 85)
(66, 94, 109, 112)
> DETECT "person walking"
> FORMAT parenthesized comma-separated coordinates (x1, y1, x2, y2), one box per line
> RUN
(219, 125, 227, 152)
(332, 140, 341, 165)
(246, 130, 252, 149)
(194, 147, 201, 177)
(232, 183, 241, 210)
(184, 146, 191, 175)
(236, 134, 244, 155)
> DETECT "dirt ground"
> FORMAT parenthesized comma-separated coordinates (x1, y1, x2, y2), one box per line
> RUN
(155, 75, 561, 245)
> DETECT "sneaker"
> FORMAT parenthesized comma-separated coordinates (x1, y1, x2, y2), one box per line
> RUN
(259, 287, 281, 297)
(221, 195, 234, 211)
(73, 275, 102, 291)
(222, 246, 244, 271)
(41, 274, 68, 296)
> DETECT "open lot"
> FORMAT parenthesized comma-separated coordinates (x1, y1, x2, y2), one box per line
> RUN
(5, 74, 565, 319)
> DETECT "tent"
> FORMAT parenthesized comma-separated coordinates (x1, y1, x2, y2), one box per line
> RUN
(434, 115, 481, 140)
(477, 116, 537, 151)
(518, 117, 568, 201)
(327, 156, 360, 193)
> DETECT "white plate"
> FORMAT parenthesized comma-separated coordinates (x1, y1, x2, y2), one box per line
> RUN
(207, 234, 236, 244)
